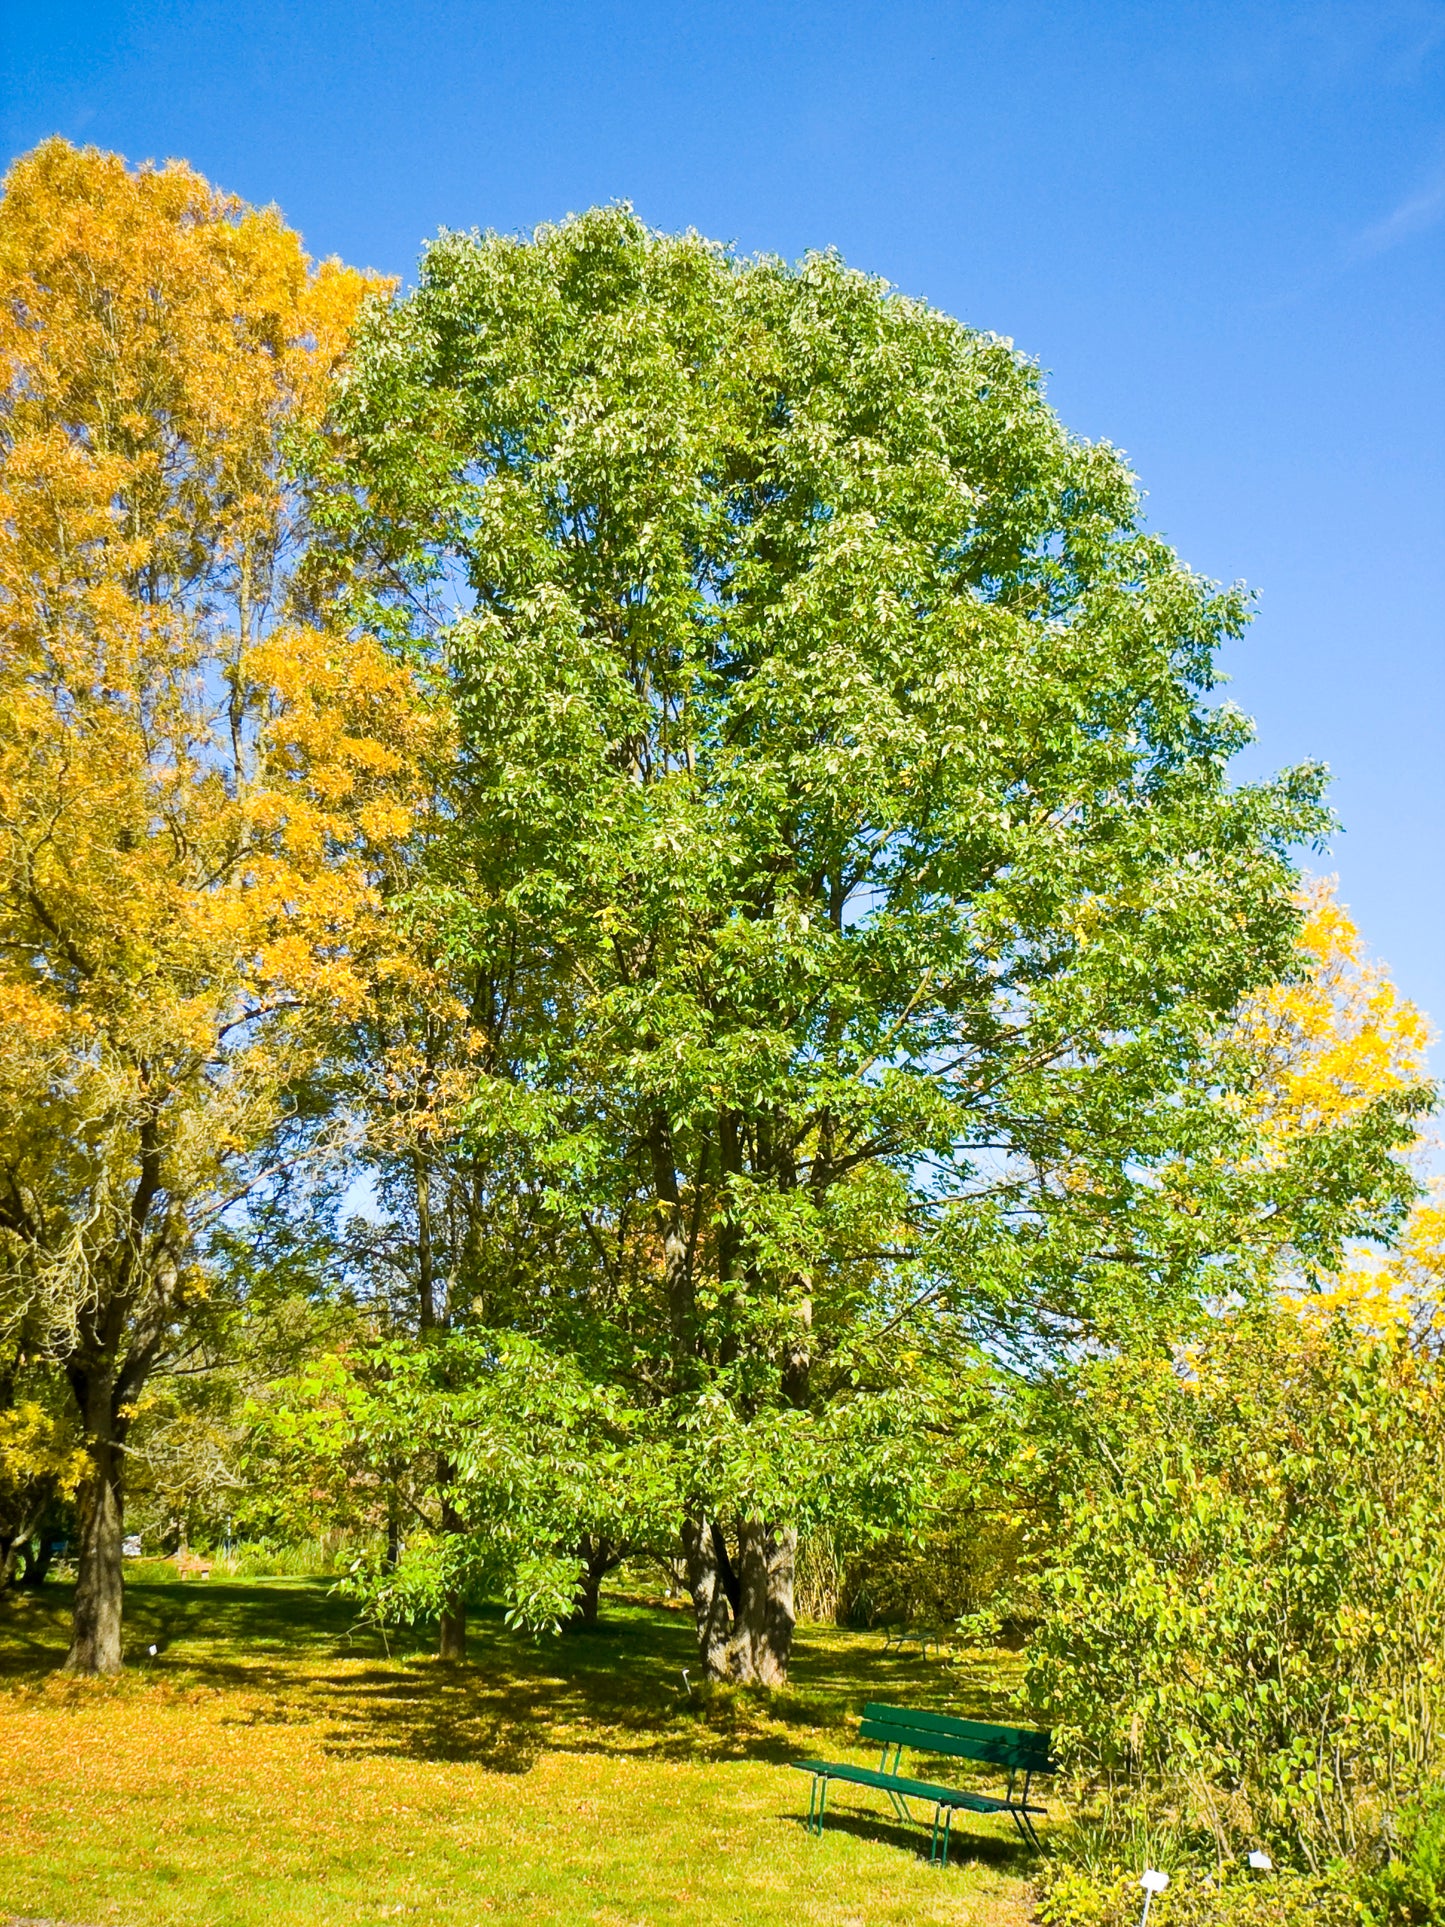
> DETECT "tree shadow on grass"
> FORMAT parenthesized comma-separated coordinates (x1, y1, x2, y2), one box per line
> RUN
(308, 1607, 1036, 1779)
(1, 1577, 1041, 1800)
(310, 1602, 791, 1769)
(0, 1587, 72, 1675)
(783, 1803, 1035, 1874)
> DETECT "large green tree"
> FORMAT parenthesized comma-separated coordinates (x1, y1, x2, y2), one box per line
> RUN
(311, 209, 1409, 1683)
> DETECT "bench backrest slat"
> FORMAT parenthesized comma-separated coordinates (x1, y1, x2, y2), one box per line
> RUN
(859, 1719, 1046, 1771)
(860, 1703, 1054, 1773)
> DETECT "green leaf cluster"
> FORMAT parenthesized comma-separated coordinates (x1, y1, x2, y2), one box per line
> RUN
(1028, 1313, 1445, 1871)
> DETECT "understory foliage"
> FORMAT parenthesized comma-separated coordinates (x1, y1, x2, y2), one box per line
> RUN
(332, 1333, 677, 1636)
(1029, 1313, 1445, 1883)
(1035, 1862, 1361, 1927)
(0, 1345, 83, 1588)
(1027, 887, 1441, 1921)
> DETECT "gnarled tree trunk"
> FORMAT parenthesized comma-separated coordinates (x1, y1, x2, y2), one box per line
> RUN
(63, 1317, 161, 1675)
(729, 1519, 796, 1686)
(683, 1513, 737, 1676)
(683, 1513, 797, 1685)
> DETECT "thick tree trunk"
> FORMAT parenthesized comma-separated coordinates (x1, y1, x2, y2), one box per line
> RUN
(65, 1429, 125, 1675)
(684, 1514, 797, 1685)
(58, 1114, 168, 1676)
(728, 1519, 796, 1686)
(683, 1513, 736, 1676)
(438, 1596, 467, 1661)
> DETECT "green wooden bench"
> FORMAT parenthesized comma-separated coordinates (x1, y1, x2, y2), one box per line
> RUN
(792, 1702, 1055, 1861)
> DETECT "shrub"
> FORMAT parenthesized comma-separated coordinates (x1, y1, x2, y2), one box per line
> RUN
(1027, 1313, 1445, 1870)
(1035, 1860, 1360, 1926)
(1359, 1782, 1445, 1924)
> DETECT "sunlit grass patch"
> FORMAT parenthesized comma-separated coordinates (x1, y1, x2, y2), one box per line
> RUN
(1, 1577, 1039, 1925)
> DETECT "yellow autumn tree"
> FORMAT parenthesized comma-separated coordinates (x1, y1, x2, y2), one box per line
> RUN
(1384, 1187, 1445, 1337)
(1298, 1183, 1445, 1340)
(1226, 875, 1436, 1304)
(0, 1354, 86, 1589)
(1237, 877, 1432, 1148)
(0, 140, 427, 1670)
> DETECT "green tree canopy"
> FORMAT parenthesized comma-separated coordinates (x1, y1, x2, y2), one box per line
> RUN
(310, 207, 1408, 1681)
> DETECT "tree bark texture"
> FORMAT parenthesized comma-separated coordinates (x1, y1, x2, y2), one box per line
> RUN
(683, 1513, 797, 1686)
(65, 1424, 125, 1674)
(682, 1513, 735, 1677)
(730, 1519, 797, 1686)
(438, 1596, 467, 1662)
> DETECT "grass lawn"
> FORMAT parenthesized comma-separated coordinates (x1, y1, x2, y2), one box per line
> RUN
(0, 1573, 1042, 1926)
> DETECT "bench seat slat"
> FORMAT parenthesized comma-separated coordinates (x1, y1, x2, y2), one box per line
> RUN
(791, 1760, 1013, 1814)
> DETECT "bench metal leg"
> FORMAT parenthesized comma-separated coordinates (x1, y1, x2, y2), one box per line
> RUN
(878, 1743, 912, 1826)
(1010, 1771, 1043, 1851)
(927, 1803, 956, 1866)
(1005, 1802, 1043, 1852)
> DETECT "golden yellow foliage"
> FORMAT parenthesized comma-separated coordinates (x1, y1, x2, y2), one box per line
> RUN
(1234, 876, 1432, 1154)
(0, 1402, 86, 1507)
(0, 140, 425, 1666)
(1233, 880, 1439, 1333)
(1299, 1183, 1445, 1339)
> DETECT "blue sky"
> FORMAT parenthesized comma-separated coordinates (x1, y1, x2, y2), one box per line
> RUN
(7, 0, 1444, 1046)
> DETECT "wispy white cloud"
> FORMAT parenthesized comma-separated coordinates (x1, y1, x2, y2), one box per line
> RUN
(1229, 2, 1445, 91)
(1353, 163, 1445, 257)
